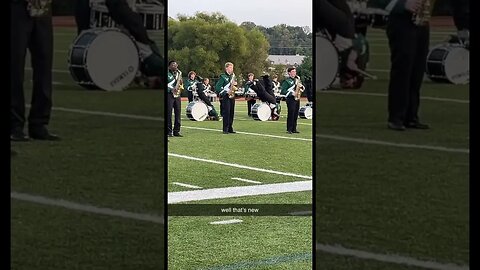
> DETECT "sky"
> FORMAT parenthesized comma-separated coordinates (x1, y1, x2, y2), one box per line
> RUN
(168, 0, 312, 29)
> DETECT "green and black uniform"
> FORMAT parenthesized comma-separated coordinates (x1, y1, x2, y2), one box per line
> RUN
(185, 78, 198, 103)
(167, 69, 182, 136)
(243, 80, 257, 116)
(280, 76, 301, 133)
(215, 72, 236, 133)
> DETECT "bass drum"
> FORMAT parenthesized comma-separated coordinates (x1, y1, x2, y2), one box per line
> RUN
(316, 34, 339, 90)
(68, 28, 139, 91)
(186, 101, 208, 121)
(251, 103, 271, 121)
(299, 106, 313, 119)
(426, 43, 469, 85)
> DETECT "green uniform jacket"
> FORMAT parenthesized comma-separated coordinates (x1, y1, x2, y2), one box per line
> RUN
(185, 79, 198, 92)
(167, 70, 178, 93)
(215, 73, 233, 95)
(280, 77, 297, 97)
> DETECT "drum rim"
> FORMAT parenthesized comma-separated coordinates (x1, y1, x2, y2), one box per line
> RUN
(316, 34, 340, 90)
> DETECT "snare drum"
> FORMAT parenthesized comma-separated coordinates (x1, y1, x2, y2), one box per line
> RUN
(299, 105, 313, 119)
(68, 28, 140, 91)
(316, 34, 339, 90)
(251, 103, 271, 121)
(426, 43, 469, 85)
(136, 4, 165, 30)
(90, 4, 118, 28)
(186, 101, 208, 121)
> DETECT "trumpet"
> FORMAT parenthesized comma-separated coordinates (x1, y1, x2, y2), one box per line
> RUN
(172, 70, 184, 98)
(412, 0, 431, 26)
(293, 76, 304, 101)
(227, 73, 238, 99)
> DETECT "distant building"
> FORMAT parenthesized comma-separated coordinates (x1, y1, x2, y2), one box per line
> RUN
(267, 54, 305, 67)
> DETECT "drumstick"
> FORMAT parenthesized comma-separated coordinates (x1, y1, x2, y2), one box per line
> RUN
(356, 69, 378, 80)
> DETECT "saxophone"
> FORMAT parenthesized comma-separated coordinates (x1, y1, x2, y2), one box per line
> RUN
(227, 73, 238, 99)
(26, 0, 52, 17)
(172, 70, 184, 98)
(293, 76, 304, 101)
(412, 0, 432, 26)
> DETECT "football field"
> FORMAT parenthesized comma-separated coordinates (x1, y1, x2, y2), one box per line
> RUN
(11, 27, 165, 270)
(316, 27, 469, 269)
(168, 100, 313, 269)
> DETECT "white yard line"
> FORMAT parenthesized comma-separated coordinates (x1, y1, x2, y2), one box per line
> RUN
(172, 182, 203, 189)
(169, 153, 312, 179)
(319, 90, 469, 104)
(231, 177, 262, 184)
(11, 192, 164, 224)
(316, 243, 469, 270)
(168, 180, 312, 203)
(209, 219, 243, 225)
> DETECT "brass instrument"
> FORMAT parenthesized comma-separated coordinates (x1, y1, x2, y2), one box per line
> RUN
(26, 0, 52, 17)
(227, 73, 238, 99)
(412, 0, 432, 26)
(293, 76, 304, 101)
(172, 70, 184, 98)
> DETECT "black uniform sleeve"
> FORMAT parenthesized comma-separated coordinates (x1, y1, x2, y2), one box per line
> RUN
(74, 0, 91, 34)
(315, 0, 355, 39)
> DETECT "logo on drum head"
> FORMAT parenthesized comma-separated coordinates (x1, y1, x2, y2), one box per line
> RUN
(110, 65, 135, 87)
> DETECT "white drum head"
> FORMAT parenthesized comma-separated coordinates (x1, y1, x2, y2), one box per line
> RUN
(444, 46, 469, 85)
(316, 34, 339, 90)
(300, 106, 313, 119)
(253, 104, 271, 121)
(86, 30, 139, 91)
(187, 102, 208, 121)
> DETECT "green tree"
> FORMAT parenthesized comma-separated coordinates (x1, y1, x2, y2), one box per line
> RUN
(168, 12, 269, 81)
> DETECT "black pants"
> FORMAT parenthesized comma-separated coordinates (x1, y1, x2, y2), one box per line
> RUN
(220, 94, 235, 132)
(196, 91, 213, 107)
(11, 2, 53, 132)
(167, 93, 181, 135)
(247, 99, 256, 116)
(187, 91, 194, 103)
(386, 15, 429, 124)
(286, 96, 300, 132)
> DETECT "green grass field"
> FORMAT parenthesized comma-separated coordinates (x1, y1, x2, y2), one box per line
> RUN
(168, 98, 313, 269)
(11, 27, 166, 270)
(316, 27, 469, 269)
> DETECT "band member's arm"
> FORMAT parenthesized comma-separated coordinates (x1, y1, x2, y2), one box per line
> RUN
(105, 0, 152, 45)
(367, 0, 409, 14)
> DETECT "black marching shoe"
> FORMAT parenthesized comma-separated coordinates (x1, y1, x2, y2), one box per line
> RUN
(173, 132, 183, 137)
(405, 121, 430, 129)
(228, 130, 236, 134)
(223, 131, 229, 134)
(287, 131, 293, 134)
(11, 128, 30, 142)
(387, 122, 406, 131)
(292, 130, 300, 133)
(29, 126, 61, 141)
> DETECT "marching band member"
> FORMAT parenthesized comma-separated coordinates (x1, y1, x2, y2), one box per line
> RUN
(367, 0, 469, 130)
(215, 62, 237, 134)
(11, 0, 60, 141)
(246, 74, 281, 120)
(167, 61, 183, 137)
(244, 73, 257, 117)
(185, 71, 198, 103)
(195, 77, 219, 121)
(280, 68, 303, 134)
(272, 74, 281, 101)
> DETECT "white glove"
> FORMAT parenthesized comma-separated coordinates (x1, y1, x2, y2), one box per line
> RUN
(333, 35, 353, 52)
(404, 0, 422, 13)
